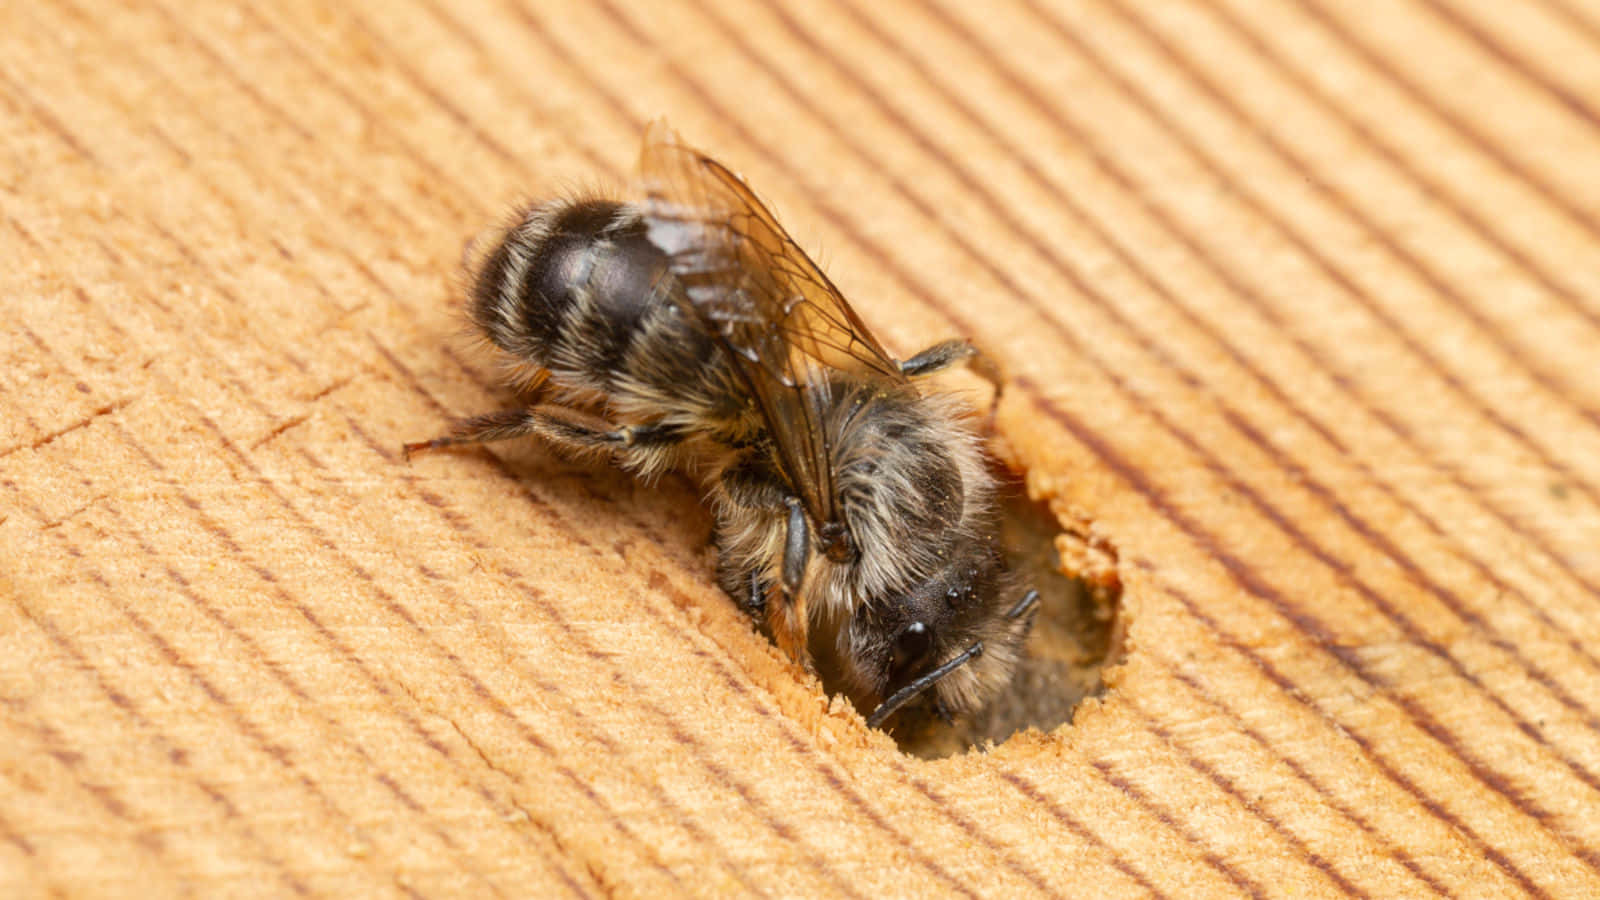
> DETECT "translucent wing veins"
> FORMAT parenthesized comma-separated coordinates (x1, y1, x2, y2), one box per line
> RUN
(637, 122, 906, 546)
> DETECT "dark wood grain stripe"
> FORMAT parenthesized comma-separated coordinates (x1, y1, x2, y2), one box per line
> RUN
(1, 508, 316, 896)
(1088, 756, 1270, 899)
(1417, 0, 1600, 140)
(1201, 0, 1600, 332)
(1009, 0, 1600, 596)
(1118, 699, 1375, 898)
(1290, 0, 1600, 235)
(1042, 391, 1562, 898)
(1182, 0, 1600, 605)
(1143, 650, 1460, 897)
(993, 768, 1168, 898)
(0, 802, 36, 863)
(1539, 0, 1600, 49)
(12, 324, 544, 898)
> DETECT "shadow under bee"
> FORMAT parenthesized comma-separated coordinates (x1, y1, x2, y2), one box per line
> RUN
(890, 480, 1121, 759)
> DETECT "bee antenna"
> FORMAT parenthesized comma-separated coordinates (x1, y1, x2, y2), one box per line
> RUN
(865, 641, 984, 730)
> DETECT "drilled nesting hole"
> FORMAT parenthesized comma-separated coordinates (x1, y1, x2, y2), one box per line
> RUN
(892, 479, 1121, 759)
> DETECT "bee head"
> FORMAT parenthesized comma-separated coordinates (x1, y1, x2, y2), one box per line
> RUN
(837, 536, 1036, 729)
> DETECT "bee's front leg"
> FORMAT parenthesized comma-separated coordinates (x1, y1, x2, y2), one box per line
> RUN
(743, 570, 768, 618)
(898, 338, 1003, 386)
(899, 338, 1007, 416)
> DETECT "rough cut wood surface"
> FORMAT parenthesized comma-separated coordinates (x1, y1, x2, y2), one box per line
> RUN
(4, 0, 1600, 896)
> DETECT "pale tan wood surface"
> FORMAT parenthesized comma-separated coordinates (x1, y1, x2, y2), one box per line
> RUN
(3, 0, 1599, 896)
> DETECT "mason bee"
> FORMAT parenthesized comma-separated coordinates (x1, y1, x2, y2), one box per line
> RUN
(406, 123, 1038, 730)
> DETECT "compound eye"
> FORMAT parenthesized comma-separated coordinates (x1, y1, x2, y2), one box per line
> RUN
(889, 621, 935, 682)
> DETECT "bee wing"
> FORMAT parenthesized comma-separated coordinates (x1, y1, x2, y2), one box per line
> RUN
(637, 123, 906, 531)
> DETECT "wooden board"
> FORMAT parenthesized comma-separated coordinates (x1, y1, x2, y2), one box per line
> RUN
(4, 0, 1599, 896)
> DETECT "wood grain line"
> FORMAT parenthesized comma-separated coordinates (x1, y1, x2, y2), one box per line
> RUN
(1199, 0, 1600, 328)
(1117, 700, 1373, 898)
(992, 768, 1168, 898)
(12, 322, 555, 898)
(1539, 0, 1600, 47)
(1291, 0, 1600, 237)
(1010, 0, 1600, 587)
(1417, 0, 1600, 138)
(1143, 651, 1459, 897)
(1036, 389, 1565, 896)
(2, 508, 317, 898)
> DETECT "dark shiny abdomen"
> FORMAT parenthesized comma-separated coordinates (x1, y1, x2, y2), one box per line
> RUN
(470, 199, 719, 399)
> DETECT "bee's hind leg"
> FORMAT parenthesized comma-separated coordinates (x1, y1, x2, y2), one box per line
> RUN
(402, 405, 684, 460)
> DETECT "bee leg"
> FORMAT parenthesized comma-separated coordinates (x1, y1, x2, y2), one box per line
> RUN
(899, 339, 1002, 383)
(403, 405, 683, 460)
(781, 496, 810, 598)
(766, 496, 815, 666)
(743, 570, 768, 618)
(899, 339, 1006, 413)
(402, 408, 547, 458)
(713, 457, 812, 654)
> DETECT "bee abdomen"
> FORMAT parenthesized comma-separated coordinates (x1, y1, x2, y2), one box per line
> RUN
(471, 199, 683, 391)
